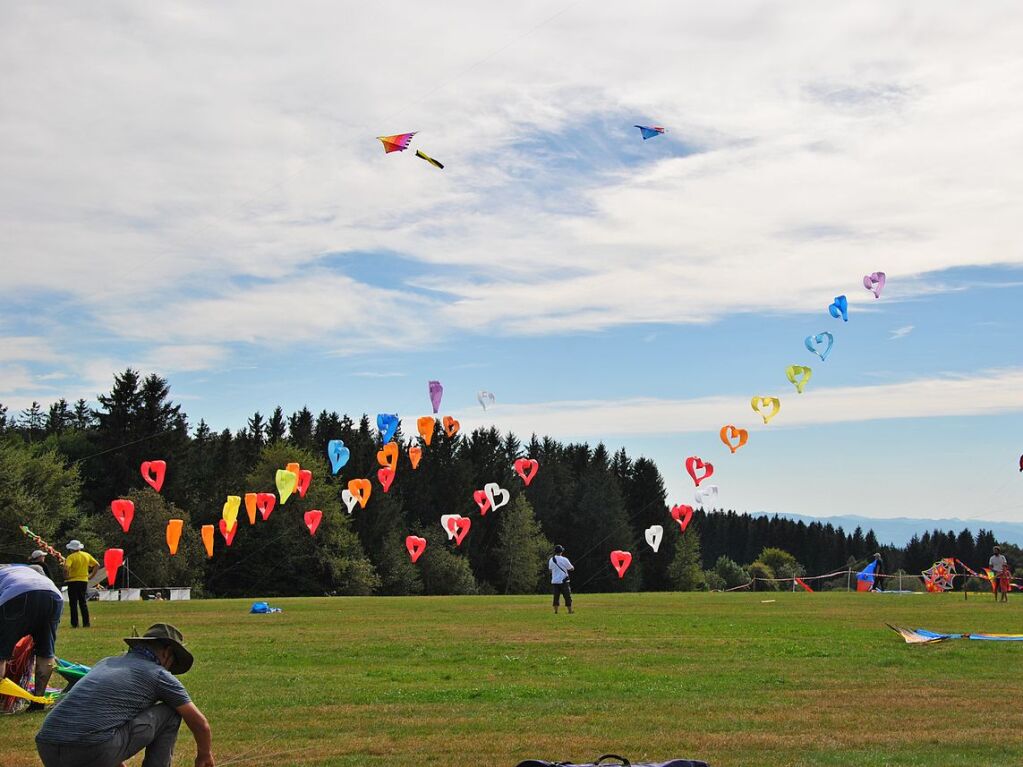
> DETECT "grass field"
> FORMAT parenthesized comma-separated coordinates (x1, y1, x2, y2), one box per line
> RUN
(3, 592, 1022, 766)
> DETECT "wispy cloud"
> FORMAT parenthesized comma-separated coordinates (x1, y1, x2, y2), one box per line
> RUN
(889, 325, 914, 340)
(351, 371, 408, 378)
(447, 368, 1023, 438)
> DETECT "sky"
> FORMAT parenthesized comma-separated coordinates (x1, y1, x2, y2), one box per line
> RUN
(2, 2, 1022, 525)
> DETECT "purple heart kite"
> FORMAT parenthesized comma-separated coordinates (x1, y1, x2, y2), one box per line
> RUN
(863, 271, 886, 299)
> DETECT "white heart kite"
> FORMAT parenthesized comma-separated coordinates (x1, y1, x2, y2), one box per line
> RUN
(644, 525, 664, 553)
(440, 514, 459, 540)
(341, 489, 358, 514)
(695, 485, 719, 505)
(483, 482, 510, 511)
(477, 391, 496, 410)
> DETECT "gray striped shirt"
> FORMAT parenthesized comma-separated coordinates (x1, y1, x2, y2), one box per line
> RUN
(36, 652, 191, 745)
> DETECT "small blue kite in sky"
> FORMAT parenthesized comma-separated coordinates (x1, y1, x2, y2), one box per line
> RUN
(634, 125, 666, 140)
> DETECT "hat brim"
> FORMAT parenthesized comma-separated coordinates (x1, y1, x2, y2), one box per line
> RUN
(124, 637, 194, 675)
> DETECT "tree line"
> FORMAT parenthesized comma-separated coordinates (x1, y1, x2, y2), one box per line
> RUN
(0, 370, 1016, 597)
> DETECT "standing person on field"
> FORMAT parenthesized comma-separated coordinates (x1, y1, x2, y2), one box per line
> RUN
(63, 540, 98, 628)
(870, 553, 884, 592)
(35, 623, 215, 767)
(28, 551, 55, 582)
(0, 564, 63, 711)
(549, 545, 574, 615)
(989, 546, 1010, 603)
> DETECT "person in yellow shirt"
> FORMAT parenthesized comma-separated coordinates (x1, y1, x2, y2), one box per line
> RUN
(63, 541, 98, 629)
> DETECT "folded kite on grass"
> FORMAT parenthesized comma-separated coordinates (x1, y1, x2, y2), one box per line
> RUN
(889, 625, 1023, 644)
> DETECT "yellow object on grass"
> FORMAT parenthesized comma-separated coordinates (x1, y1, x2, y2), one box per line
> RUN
(0, 677, 57, 705)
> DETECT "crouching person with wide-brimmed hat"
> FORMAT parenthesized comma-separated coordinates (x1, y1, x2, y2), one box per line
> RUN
(35, 623, 214, 767)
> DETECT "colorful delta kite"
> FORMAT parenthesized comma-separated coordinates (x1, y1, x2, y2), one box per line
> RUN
(634, 125, 665, 140)
(416, 149, 444, 169)
(377, 132, 416, 153)
(888, 625, 1023, 644)
(921, 557, 977, 592)
(855, 559, 879, 591)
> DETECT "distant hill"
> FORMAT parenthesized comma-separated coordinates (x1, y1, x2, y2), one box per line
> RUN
(757, 513, 1023, 547)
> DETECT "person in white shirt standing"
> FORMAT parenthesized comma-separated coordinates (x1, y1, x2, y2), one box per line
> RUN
(989, 546, 1010, 603)
(548, 545, 574, 615)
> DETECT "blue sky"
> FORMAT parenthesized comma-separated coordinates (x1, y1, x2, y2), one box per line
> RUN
(2, 2, 1022, 524)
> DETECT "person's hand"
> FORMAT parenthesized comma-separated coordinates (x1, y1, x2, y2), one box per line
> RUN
(195, 752, 215, 767)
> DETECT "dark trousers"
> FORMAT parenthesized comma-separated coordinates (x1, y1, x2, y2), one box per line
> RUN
(67, 582, 90, 628)
(37, 704, 182, 767)
(553, 582, 572, 607)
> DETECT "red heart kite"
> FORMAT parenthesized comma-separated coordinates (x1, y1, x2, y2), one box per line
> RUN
(610, 550, 632, 579)
(685, 456, 714, 486)
(140, 460, 166, 492)
(304, 510, 322, 536)
(110, 500, 135, 533)
(405, 535, 427, 563)
(514, 458, 539, 486)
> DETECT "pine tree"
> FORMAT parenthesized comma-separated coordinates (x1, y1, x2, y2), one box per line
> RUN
(494, 495, 550, 593)
(266, 407, 287, 443)
(667, 527, 705, 590)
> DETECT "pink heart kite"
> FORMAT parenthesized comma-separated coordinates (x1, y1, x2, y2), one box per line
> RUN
(863, 271, 886, 299)
(610, 550, 633, 579)
(514, 458, 539, 486)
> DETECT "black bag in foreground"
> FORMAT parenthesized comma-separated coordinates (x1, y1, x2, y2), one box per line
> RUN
(516, 754, 709, 767)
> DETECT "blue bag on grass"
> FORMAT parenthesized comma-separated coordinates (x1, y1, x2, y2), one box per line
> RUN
(516, 754, 709, 767)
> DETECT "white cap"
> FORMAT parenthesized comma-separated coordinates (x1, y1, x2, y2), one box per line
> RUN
(29, 550, 46, 560)
(66, 540, 84, 551)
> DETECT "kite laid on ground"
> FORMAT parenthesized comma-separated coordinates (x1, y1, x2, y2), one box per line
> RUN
(416, 149, 444, 169)
(889, 625, 1023, 644)
(377, 132, 416, 153)
(634, 125, 665, 140)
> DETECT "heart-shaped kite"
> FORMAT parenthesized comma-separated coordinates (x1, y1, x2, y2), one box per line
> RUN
(442, 416, 460, 438)
(406, 535, 427, 563)
(477, 391, 496, 410)
(110, 500, 135, 533)
(685, 456, 714, 487)
(863, 271, 886, 298)
(828, 295, 848, 322)
(377, 413, 399, 444)
(428, 380, 444, 414)
(440, 514, 460, 540)
(244, 493, 258, 525)
(751, 396, 781, 424)
(484, 482, 510, 512)
(275, 470, 298, 504)
(327, 439, 351, 474)
(610, 550, 633, 579)
(341, 489, 358, 514)
(166, 519, 183, 556)
(348, 478, 372, 509)
(377, 467, 395, 493)
(416, 416, 435, 446)
(297, 469, 313, 498)
(804, 332, 833, 362)
(644, 525, 664, 553)
(670, 504, 694, 532)
(304, 510, 322, 536)
(377, 442, 399, 472)
(719, 425, 748, 454)
(218, 518, 238, 546)
(695, 485, 719, 506)
(140, 460, 166, 493)
(286, 462, 301, 478)
(785, 364, 812, 394)
(514, 458, 539, 486)
(473, 489, 492, 515)
(201, 525, 214, 558)
(222, 495, 241, 529)
(446, 515, 471, 546)
(104, 549, 124, 586)
(409, 446, 423, 469)
(256, 493, 276, 521)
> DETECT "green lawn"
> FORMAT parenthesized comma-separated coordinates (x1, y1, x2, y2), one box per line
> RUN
(3, 592, 1022, 766)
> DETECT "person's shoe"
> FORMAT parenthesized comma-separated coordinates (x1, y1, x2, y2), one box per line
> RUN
(26, 703, 45, 713)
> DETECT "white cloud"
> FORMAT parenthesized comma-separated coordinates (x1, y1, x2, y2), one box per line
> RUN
(1, 2, 1022, 363)
(0, 337, 60, 363)
(446, 368, 1023, 439)
(889, 325, 914, 340)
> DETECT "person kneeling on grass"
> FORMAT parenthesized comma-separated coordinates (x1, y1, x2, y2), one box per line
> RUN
(35, 623, 214, 767)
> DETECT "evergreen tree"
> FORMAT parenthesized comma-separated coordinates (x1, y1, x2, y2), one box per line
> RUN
(667, 527, 705, 591)
(20, 401, 44, 441)
(72, 399, 94, 430)
(266, 407, 287, 443)
(494, 495, 550, 594)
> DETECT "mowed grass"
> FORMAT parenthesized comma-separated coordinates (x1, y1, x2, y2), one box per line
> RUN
(3, 592, 1022, 766)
